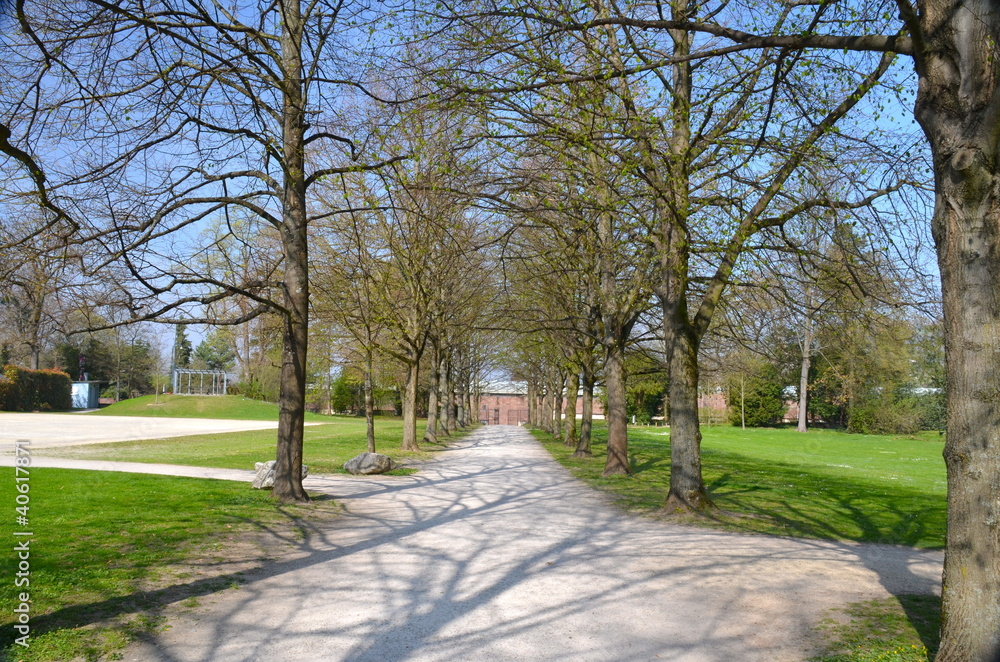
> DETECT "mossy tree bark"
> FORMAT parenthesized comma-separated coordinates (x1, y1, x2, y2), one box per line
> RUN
(574, 362, 595, 458)
(563, 369, 579, 447)
(910, 2, 1000, 657)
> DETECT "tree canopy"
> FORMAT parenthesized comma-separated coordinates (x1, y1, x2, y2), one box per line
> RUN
(4, 0, 1000, 657)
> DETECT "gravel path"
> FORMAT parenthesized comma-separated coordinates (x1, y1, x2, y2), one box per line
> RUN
(0, 412, 286, 448)
(105, 424, 942, 662)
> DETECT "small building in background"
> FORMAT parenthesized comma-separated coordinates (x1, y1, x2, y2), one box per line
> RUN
(71, 381, 101, 409)
(477, 381, 605, 425)
(478, 381, 529, 425)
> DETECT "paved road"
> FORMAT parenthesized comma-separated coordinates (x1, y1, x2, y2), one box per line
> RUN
(111, 425, 942, 662)
(0, 412, 285, 448)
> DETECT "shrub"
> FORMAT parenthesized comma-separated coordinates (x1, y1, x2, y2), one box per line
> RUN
(0, 365, 72, 411)
(847, 394, 922, 435)
(0, 374, 11, 411)
(38, 369, 73, 410)
(914, 390, 946, 431)
(0, 365, 34, 411)
(329, 372, 362, 414)
(727, 361, 787, 427)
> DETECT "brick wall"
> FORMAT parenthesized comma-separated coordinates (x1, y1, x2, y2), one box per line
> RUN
(477, 392, 605, 425)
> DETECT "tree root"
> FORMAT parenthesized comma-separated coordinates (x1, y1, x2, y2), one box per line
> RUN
(663, 489, 715, 515)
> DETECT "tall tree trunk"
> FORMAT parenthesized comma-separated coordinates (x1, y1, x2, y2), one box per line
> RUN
(446, 357, 458, 433)
(541, 382, 553, 433)
(934, 177, 1000, 662)
(642, 0, 714, 512)
(553, 369, 564, 440)
(797, 308, 813, 433)
(602, 340, 630, 476)
(527, 381, 537, 428)
(574, 363, 594, 458)
(664, 324, 712, 511)
(322, 329, 333, 415)
(740, 373, 746, 431)
(535, 385, 544, 427)
(364, 346, 375, 454)
(456, 368, 467, 427)
(25, 284, 44, 371)
(273, 247, 309, 502)
(272, 0, 309, 502)
(401, 357, 421, 451)
(439, 353, 452, 436)
(914, 5, 1000, 655)
(463, 387, 472, 427)
(424, 340, 439, 443)
(563, 369, 578, 447)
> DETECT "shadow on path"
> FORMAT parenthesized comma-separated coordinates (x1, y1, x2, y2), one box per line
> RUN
(5, 426, 944, 661)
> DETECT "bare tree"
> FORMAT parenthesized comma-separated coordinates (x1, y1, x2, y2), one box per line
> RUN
(2, 0, 412, 501)
(0, 226, 75, 369)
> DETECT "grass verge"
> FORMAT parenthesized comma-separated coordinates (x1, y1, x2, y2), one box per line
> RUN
(1, 468, 337, 662)
(86, 394, 331, 422)
(811, 595, 940, 661)
(37, 417, 456, 475)
(535, 424, 946, 548)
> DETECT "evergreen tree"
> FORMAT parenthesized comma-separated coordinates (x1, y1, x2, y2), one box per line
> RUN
(173, 326, 193, 368)
(193, 328, 236, 371)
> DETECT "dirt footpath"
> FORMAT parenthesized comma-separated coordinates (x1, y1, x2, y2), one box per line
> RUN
(0, 412, 284, 448)
(117, 425, 941, 662)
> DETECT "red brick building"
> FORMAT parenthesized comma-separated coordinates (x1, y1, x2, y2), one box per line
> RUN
(477, 382, 605, 425)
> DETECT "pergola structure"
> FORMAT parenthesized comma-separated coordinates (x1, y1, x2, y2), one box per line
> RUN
(172, 368, 228, 396)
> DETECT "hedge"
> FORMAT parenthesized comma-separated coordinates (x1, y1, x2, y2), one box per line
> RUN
(0, 365, 73, 411)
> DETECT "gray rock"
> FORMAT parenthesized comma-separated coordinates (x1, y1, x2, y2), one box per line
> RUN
(251, 460, 309, 489)
(343, 452, 398, 475)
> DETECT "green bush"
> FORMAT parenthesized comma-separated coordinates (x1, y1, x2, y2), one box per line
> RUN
(329, 372, 362, 414)
(847, 389, 945, 435)
(0, 365, 72, 411)
(914, 390, 946, 431)
(0, 365, 34, 411)
(38, 368, 72, 410)
(847, 394, 923, 435)
(727, 361, 787, 427)
(0, 374, 14, 411)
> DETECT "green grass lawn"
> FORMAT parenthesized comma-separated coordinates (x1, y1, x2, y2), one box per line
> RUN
(40, 416, 447, 474)
(86, 394, 331, 421)
(0, 468, 335, 661)
(811, 594, 941, 662)
(536, 424, 947, 548)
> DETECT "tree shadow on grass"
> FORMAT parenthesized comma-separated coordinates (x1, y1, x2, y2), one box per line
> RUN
(687, 450, 946, 549)
(899, 594, 941, 657)
(702, 459, 944, 652)
(549, 434, 945, 658)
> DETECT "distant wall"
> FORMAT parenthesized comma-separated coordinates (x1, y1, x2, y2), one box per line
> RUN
(478, 392, 605, 425)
